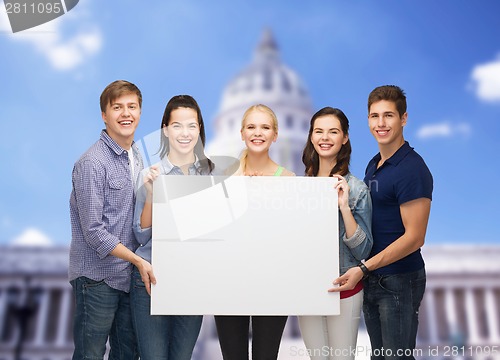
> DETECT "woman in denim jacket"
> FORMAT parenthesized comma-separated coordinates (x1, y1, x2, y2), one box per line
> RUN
(131, 95, 214, 360)
(298, 107, 373, 360)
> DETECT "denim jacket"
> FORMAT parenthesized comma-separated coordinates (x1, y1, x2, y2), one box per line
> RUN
(338, 173, 373, 275)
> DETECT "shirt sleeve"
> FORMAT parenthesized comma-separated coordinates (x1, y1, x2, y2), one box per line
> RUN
(396, 158, 433, 205)
(72, 159, 120, 259)
(343, 185, 373, 261)
(133, 168, 152, 246)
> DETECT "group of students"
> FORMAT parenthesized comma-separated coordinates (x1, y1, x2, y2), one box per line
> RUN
(69, 80, 433, 360)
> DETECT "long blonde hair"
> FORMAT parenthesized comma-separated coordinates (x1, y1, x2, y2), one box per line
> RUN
(236, 104, 279, 175)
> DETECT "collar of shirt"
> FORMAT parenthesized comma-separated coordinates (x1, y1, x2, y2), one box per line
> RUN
(369, 141, 413, 168)
(161, 154, 203, 175)
(100, 129, 137, 156)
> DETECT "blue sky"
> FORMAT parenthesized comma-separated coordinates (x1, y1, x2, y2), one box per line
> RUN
(1, 0, 499, 246)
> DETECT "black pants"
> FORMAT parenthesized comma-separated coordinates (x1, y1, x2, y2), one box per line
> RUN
(214, 315, 288, 360)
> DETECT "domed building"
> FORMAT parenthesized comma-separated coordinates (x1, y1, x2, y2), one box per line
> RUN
(1, 30, 499, 360)
(207, 29, 313, 175)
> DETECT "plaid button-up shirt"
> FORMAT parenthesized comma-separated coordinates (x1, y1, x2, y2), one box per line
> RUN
(69, 130, 144, 292)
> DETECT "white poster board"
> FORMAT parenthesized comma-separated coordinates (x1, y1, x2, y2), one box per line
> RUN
(151, 175, 339, 315)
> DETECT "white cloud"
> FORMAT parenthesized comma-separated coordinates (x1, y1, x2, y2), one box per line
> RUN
(0, 10, 12, 32)
(416, 121, 471, 140)
(470, 56, 500, 102)
(0, 2, 102, 71)
(44, 27, 102, 70)
(10, 227, 53, 247)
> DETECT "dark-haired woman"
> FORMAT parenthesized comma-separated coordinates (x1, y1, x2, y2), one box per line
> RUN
(131, 95, 213, 360)
(298, 107, 373, 360)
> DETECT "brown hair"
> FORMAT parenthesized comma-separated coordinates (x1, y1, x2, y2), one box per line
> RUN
(367, 85, 407, 117)
(100, 80, 142, 113)
(302, 107, 351, 177)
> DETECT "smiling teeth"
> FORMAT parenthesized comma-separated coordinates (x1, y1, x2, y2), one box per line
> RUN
(120, 121, 131, 125)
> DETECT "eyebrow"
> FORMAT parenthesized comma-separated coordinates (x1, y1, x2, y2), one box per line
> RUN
(370, 111, 395, 116)
(111, 101, 138, 106)
(313, 127, 341, 131)
(170, 121, 198, 125)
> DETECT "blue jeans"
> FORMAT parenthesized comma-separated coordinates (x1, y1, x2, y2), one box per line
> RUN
(130, 267, 202, 360)
(362, 268, 426, 360)
(71, 276, 138, 360)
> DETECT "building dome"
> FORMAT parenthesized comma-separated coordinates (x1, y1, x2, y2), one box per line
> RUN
(207, 29, 313, 174)
(219, 29, 312, 114)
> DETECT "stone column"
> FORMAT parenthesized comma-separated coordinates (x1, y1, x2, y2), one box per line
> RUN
(464, 288, 480, 344)
(0, 291, 7, 340)
(424, 288, 439, 345)
(34, 288, 50, 345)
(445, 287, 459, 337)
(56, 287, 72, 346)
(484, 288, 499, 342)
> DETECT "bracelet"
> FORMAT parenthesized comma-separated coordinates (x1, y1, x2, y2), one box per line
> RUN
(358, 262, 370, 278)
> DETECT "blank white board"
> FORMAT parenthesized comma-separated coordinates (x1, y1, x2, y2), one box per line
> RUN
(151, 175, 339, 315)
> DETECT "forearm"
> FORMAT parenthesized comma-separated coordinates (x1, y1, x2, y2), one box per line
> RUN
(364, 233, 423, 272)
(111, 243, 156, 295)
(110, 243, 145, 268)
(79, 205, 121, 259)
(140, 196, 153, 228)
(339, 205, 357, 239)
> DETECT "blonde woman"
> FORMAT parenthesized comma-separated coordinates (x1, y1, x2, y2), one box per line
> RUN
(215, 104, 293, 359)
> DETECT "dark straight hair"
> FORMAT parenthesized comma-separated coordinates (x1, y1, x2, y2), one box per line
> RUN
(158, 95, 214, 174)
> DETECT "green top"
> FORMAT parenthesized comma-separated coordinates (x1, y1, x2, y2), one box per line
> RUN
(273, 166, 284, 176)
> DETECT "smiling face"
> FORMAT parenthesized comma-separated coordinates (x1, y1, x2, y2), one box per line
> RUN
(163, 107, 200, 159)
(368, 100, 407, 151)
(101, 93, 141, 149)
(310, 115, 348, 162)
(240, 109, 278, 154)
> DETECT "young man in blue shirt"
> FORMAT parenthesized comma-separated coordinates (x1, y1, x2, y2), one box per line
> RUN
(330, 85, 433, 360)
(69, 80, 156, 359)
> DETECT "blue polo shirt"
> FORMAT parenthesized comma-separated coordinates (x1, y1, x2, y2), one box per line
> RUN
(364, 141, 433, 275)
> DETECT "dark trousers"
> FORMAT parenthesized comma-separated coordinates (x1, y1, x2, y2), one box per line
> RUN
(215, 315, 288, 360)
